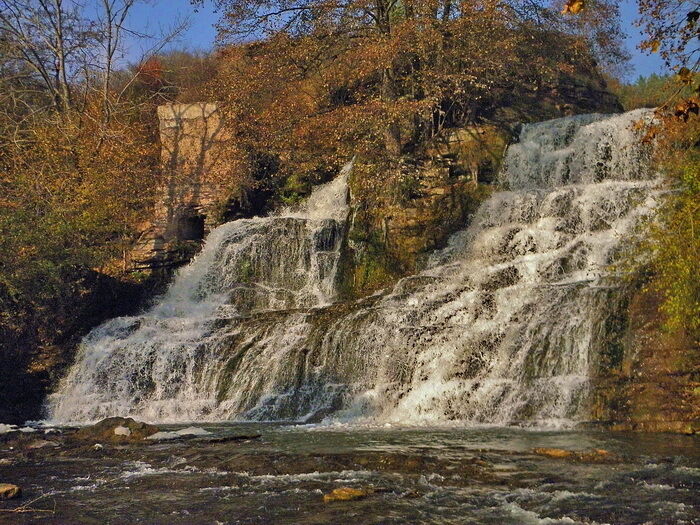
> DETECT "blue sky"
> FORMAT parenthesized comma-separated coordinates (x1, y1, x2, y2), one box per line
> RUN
(123, 0, 667, 81)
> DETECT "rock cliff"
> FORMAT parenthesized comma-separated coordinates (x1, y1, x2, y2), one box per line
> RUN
(591, 287, 700, 433)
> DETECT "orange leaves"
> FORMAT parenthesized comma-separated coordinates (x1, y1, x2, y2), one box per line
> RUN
(0, 90, 162, 283)
(674, 98, 699, 122)
(561, 0, 584, 15)
(136, 57, 165, 89)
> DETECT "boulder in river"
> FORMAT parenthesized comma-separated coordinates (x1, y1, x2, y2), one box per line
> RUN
(73, 417, 158, 443)
(146, 426, 211, 441)
(0, 483, 21, 500)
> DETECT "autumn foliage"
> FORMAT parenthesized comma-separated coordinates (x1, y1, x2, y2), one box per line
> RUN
(136, 57, 166, 89)
(199, 0, 627, 199)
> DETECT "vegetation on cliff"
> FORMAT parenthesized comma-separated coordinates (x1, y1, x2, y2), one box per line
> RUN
(606, 0, 700, 338)
(198, 0, 627, 194)
(636, 111, 700, 336)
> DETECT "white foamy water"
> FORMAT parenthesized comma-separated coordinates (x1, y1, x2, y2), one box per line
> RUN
(49, 110, 660, 427)
(49, 164, 351, 423)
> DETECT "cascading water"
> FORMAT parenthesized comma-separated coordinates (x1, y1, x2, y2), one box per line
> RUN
(49, 164, 351, 423)
(49, 109, 660, 427)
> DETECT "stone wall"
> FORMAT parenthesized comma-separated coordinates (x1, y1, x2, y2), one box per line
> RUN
(131, 103, 230, 269)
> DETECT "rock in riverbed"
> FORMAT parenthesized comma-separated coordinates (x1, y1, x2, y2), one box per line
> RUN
(532, 448, 619, 463)
(27, 439, 59, 450)
(0, 483, 21, 500)
(73, 417, 159, 443)
(147, 426, 211, 441)
(323, 487, 372, 502)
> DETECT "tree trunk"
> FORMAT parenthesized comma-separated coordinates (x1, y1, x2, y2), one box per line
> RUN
(381, 68, 402, 157)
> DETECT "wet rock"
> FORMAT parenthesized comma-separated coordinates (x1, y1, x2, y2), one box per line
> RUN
(146, 427, 212, 441)
(73, 417, 158, 443)
(0, 483, 21, 500)
(533, 447, 575, 459)
(591, 288, 700, 435)
(205, 434, 262, 444)
(27, 439, 59, 450)
(532, 447, 619, 463)
(323, 487, 372, 502)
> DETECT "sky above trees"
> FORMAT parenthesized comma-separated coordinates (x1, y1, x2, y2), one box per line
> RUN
(121, 0, 665, 80)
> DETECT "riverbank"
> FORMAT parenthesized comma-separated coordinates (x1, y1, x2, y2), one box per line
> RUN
(1, 423, 698, 524)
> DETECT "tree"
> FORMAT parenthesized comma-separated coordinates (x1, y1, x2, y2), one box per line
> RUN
(638, 0, 699, 71)
(0, 0, 97, 112)
(0, 0, 164, 385)
(192, 0, 627, 204)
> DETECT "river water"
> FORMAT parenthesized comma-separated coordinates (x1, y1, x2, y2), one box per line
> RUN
(1, 423, 699, 524)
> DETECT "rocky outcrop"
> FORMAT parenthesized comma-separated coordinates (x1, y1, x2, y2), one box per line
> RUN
(0, 270, 152, 426)
(339, 166, 491, 298)
(73, 417, 159, 443)
(590, 287, 700, 434)
(488, 57, 623, 127)
(338, 126, 506, 299)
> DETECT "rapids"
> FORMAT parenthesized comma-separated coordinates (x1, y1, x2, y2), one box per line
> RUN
(48, 109, 660, 427)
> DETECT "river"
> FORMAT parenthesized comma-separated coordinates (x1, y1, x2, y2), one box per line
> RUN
(1, 423, 698, 524)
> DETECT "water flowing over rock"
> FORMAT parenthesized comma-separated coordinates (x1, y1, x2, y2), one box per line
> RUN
(49, 110, 660, 427)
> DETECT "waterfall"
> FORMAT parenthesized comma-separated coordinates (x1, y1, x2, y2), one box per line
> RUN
(49, 164, 351, 423)
(49, 109, 660, 427)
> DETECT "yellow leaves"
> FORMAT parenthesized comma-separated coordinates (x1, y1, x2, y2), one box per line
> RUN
(674, 98, 699, 122)
(561, 0, 584, 15)
(16, 246, 37, 259)
(677, 67, 694, 84)
(650, 40, 661, 53)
